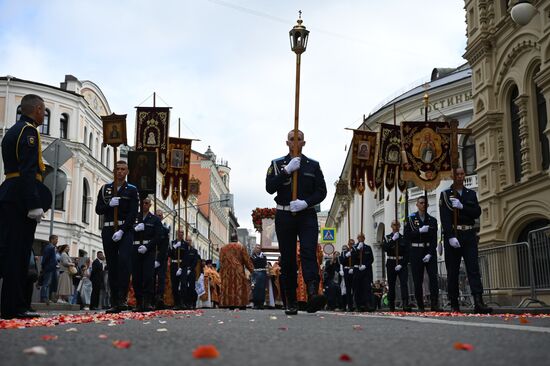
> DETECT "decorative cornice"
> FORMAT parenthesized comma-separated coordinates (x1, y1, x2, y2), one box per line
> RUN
(496, 40, 541, 90)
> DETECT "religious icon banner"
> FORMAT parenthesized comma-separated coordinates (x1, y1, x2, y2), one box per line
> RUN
(135, 107, 170, 175)
(401, 121, 452, 190)
(374, 123, 406, 192)
(162, 137, 192, 204)
(350, 129, 377, 193)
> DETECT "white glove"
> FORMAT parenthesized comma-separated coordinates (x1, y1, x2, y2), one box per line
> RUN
(290, 199, 308, 212)
(112, 230, 124, 242)
(449, 237, 461, 248)
(357, 242, 364, 250)
(395, 265, 402, 271)
(422, 254, 431, 263)
(27, 208, 44, 223)
(154, 261, 161, 268)
(450, 198, 463, 210)
(345, 251, 352, 258)
(348, 269, 354, 275)
(419, 225, 429, 233)
(284, 157, 301, 174)
(392, 232, 400, 241)
(339, 270, 344, 276)
(437, 242, 443, 256)
(109, 197, 120, 207)
(187, 269, 191, 275)
(134, 223, 145, 232)
(359, 265, 366, 271)
(137, 245, 147, 254)
(176, 268, 182, 276)
(173, 241, 181, 249)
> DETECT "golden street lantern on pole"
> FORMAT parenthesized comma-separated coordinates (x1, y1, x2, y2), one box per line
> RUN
(289, 11, 309, 200)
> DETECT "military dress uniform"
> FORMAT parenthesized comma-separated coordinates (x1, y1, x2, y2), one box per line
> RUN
(132, 211, 162, 311)
(168, 239, 185, 309)
(0, 115, 51, 319)
(95, 181, 138, 312)
(383, 232, 411, 311)
(251, 252, 268, 309)
(154, 222, 170, 308)
(266, 153, 327, 313)
(404, 211, 440, 311)
(351, 241, 374, 312)
(180, 242, 200, 309)
(440, 185, 491, 313)
(338, 248, 354, 311)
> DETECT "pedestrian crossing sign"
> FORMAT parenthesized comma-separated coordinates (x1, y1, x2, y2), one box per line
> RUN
(321, 227, 336, 243)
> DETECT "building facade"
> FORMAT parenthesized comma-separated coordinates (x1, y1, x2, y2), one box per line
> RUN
(463, 0, 550, 245)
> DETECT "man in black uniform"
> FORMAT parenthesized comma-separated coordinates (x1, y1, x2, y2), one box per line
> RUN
(383, 220, 412, 312)
(0, 94, 50, 319)
(404, 196, 441, 312)
(154, 209, 170, 309)
(95, 160, 139, 313)
(440, 167, 491, 313)
(339, 241, 355, 311)
(132, 197, 162, 312)
(351, 233, 374, 312)
(266, 129, 327, 315)
(180, 237, 199, 309)
(168, 229, 185, 309)
(251, 244, 268, 309)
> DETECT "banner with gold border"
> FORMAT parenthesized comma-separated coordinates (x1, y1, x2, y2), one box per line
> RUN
(350, 130, 377, 193)
(135, 107, 170, 175)
(162, 137, 192, 204)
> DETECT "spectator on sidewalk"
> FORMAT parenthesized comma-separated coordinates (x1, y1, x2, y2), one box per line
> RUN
(40, 235, 58, 304)
(56, 245, 74, 303)
(90, 251, 105, 310)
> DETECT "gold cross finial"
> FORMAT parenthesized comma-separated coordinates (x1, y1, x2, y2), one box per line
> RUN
(298, 10, 302, 19)
(423, 82, 430, 106)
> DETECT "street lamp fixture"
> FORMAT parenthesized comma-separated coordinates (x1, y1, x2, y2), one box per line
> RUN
(289, 11, 309, 201)
(511, 0, 537, 26)
(289, 11, 309, 55)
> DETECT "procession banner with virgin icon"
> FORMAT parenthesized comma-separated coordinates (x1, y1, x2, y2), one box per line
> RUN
(349, 129, 377, 193)
(162, 137, 192, 204)
(400, 121, 452, 190)
(374, 123, 407, 192)
(135, 107, 170, 174)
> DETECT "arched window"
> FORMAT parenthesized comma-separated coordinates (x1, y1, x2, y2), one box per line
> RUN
(16, 105, 22, 121)
(101, 145, 104, 164)
(39, 109, 50, 135)
(84, 126, 88, 146)
(535, 85, 549, 170)
(510, 86, 522, 182)
(88, 132, 93, 151)
(82, 178, 90, 223)
(462, 135, 477, 175)
(106, 148, 111, 169)
(60, 113, 69, 139)
(95, 137, 99, 158)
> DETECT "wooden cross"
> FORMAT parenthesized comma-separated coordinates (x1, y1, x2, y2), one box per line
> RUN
(437, 119, 472, 171)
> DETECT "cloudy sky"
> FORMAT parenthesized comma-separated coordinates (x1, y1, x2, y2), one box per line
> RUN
(0, 0, 467, 230)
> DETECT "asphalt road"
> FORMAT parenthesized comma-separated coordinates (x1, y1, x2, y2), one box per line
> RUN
(1, 309, 549, 366)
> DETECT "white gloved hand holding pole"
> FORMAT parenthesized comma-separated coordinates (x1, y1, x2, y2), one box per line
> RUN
(345, 251, 351, 258)
(137, 245, 147, 254)
(176, 268, 182, 276)
(419, 225, 429, 233)
(395, 265, 402, 272)
(173, 241, 181, 249)
(290, 199, 308, 212)
(109, 197, 120, 207)
(134, 223, 145, 232)
(450, 198, 463, 210)
(422, 254, 431, 263)
(154, 261, 160, 268)
(284, 157, 301, 174)
(359, 265, 366, 271)
(392, 232, 400, 241)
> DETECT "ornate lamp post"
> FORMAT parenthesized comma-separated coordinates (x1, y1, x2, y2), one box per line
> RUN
(289, 11, 309, 200)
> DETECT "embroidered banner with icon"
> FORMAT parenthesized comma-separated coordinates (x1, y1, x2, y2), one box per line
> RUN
(135, 107, 170, 175)
(374, 123, 407, 192)
(349, 129, 377, 193)
(162, 137, 192, 204)
(400, 121, 452, 190)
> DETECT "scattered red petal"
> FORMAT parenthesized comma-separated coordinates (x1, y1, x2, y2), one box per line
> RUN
(453, 342, 474, 351)
(40, 335, 58, 341)
(278, 326, 288, 331)
(112, 340, 132, 349)
(192, 345, 220, 359)
(519, 317, 529, 324)
(339, 353, 352, 362)
(352, 325, 363, 331)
